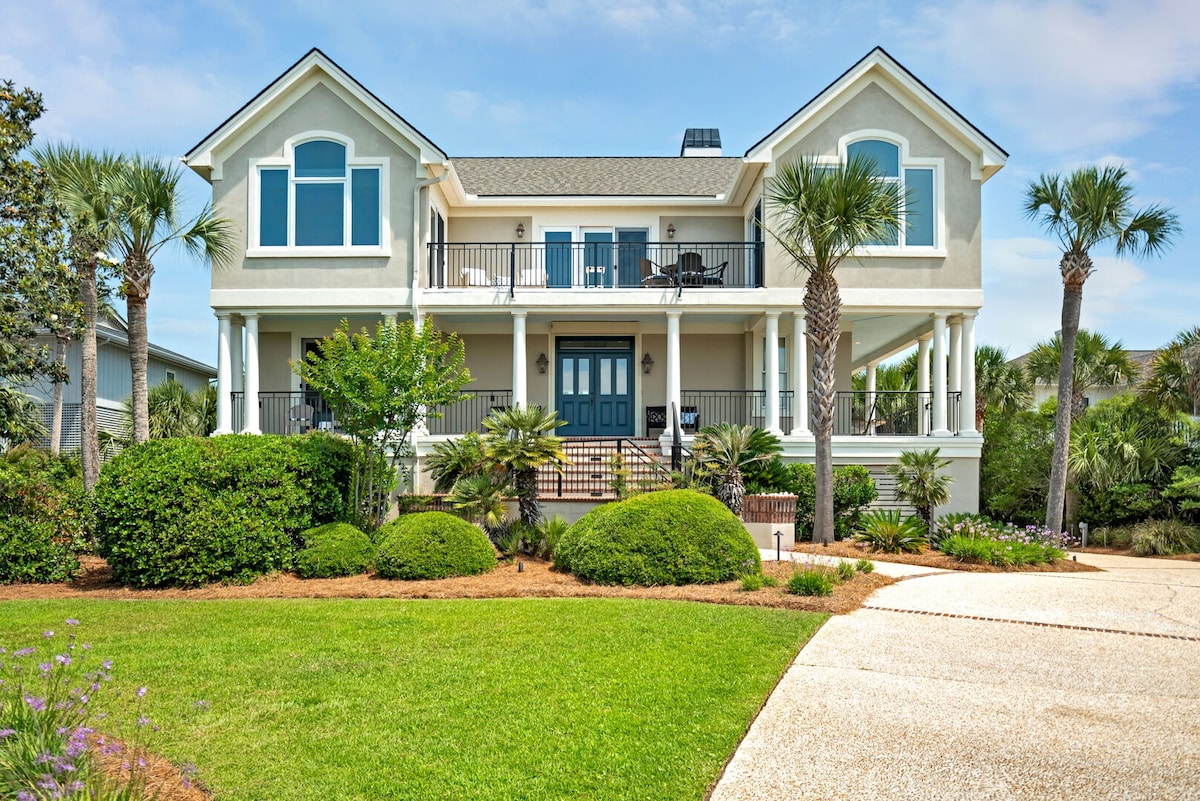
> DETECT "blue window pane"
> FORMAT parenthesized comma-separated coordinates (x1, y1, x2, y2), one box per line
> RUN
(259, 168, 288, 246)
(351, 168, 380, 246)
(905, 169, 935, 246)
(295, 183, 344, 246)
(295, 140, 346, 178)
(848, 140, 899, 178)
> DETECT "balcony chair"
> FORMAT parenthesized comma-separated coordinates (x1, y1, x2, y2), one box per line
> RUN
(678, 252, 704, 286)
(289, 403, 315, 434)
(517, 268, 547, 287)
(639, 258, 674, 287)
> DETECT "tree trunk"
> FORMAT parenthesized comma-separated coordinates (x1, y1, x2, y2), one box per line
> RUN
(1045, 251, 1091, 534)
(805, 269, 841, 544)
(80, 259, 100, 490)
(516, 468, 542, 527)
(127, 285, 151, 444)
(717, 467, 745, 518)
(50, 336, 67, 455)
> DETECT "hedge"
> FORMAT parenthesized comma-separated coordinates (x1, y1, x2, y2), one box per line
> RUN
(295, 522, 375, 578)
(0, 449, 90, 584)
(374, 511, 496, 580)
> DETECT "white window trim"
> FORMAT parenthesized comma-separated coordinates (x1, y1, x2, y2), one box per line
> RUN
(838, 130, 946, 258)
(248, 130, 391, 258)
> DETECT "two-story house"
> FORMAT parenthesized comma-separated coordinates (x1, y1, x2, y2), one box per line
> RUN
(184, 47, 1006, 512)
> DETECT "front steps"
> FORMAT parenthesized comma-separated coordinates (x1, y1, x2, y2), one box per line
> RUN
(537, 437, 672, 501)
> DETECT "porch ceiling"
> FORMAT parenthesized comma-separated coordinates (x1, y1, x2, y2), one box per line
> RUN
(844, 313, 931, 368)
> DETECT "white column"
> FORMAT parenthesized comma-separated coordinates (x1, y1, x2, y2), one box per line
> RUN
(917, 335, 931, 436)
(215, 313, 233, 435)
(865, 361, 878, 435)
(512, 311, 527, 408)
(961, 312, 978, 434)
(764, 311, 781, 435)
(949, 317, 963, 394)
(666, 311, 682, 437)
(791, 313, 810, 436)
(242, 313, 261, 434)
(230, 318, 243, 396)
(932, 313, 950, 436)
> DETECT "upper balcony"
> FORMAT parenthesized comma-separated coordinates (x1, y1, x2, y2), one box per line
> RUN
(428, 242, 763, 291)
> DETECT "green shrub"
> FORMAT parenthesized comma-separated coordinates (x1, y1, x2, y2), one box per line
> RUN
(938, 534, 1064, 566)
(791, 463, 878, 540)
(0, 448, 90, 584)
(786, 568, 835, 596)
(1078, 482, 1167, 528)
(1163, 466, 1200, 523)
(1130, 519, 1200, 556)
(854, 558, 874, 574)
(836, 560, 856, 581)
(94, 434, 352, 588)
(854, 510, 928, 553)
(295, 522, 375, 578)
(1093, 525, 1134, 548)
(739, 572, 766, 592)
(374, 511, 496, 580)
(554, 490, 760, 586)
(981, 406, 1054, 526)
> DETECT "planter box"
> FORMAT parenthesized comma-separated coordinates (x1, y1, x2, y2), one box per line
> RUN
(742, 494, 797, 551)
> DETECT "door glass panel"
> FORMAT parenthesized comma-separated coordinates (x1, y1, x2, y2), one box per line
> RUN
(577, 358, 590, 394)
(615, 358, 628, 395)
(600, 358, 612, 395)
(562, 358, 574, 395)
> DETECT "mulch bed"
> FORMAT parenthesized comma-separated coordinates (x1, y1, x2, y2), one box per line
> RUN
(796, 540, 1103, 573)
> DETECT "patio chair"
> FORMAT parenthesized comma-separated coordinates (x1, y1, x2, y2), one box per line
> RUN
(678, 252, 704, 286)
(289, 403, 315, 434)
(639, 258, 674, 287)
(700, 261, 728, 286)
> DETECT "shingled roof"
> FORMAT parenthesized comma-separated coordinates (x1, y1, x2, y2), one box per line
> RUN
(452, 157, 744, 197)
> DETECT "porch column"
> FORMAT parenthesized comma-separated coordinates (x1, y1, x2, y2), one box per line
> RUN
(791, 312, 810, 436)
(411, 310, 429, 435)
(764, 311, 782, 435)
(242, 313, 261, 434)
(512, 311, 527, 408)
(961, 312, 978, 434)
(949, 317, 963, 394)
(931, 313, 950, 436)
(865, 361, 878, 435)
(214, 312, 233, 435)
(665, 311, 682, 437)
(230, 318, 243, 395)
(917, 335, 931, 435)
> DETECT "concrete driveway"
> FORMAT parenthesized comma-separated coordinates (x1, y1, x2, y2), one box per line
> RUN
(711, 553, 1200, 800)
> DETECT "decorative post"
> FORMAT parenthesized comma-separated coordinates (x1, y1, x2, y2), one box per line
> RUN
(214, 312, 232, 435)
(242, 313, 261, 434)
(932, 313, 950, 436)
(764, 311, 781, 435)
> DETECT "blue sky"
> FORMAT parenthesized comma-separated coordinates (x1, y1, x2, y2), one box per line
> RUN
(7, 0, 1199, 366)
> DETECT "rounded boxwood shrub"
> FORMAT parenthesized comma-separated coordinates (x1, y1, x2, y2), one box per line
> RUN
(0, 449, 90, 584)
(554, 489, 760, 586)
(374, 511, 496, 580)
(295, 522, 375, 578)
(94, 434, 353, 588)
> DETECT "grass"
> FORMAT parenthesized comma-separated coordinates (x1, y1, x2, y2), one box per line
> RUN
(0, 599, 824, 801)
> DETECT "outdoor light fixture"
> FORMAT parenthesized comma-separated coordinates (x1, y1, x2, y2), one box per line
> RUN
(666, 223, 676, 239)
(516, 222, 525, 238)
(642, 353, 654, 374)
(536, 352, 549, 374)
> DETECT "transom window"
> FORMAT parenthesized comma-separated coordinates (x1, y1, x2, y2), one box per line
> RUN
(252, 135, 387, 254)
(845, 136, 937, 249)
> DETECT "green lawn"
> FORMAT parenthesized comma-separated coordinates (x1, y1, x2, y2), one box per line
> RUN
(0, 599, 824, 800)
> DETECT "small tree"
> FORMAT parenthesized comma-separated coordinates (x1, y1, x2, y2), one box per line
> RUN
(294, 319, 471, 529)
(483, 406, 568, 528)
(888, 448, 952, 533)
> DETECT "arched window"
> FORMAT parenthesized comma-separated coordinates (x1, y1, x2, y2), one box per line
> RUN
(846, 136, 937, 249)
(252, 134, 386, 253)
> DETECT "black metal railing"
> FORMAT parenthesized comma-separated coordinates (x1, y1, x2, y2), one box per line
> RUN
(539, 437, 672, 499)
(831, 390, 962, 436)
(427, 389, 513, 435)
(231, 391, 339, 435)
(428, 242, 763, 291)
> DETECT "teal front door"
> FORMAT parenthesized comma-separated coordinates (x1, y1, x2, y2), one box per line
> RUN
(556, 339, 634, 436)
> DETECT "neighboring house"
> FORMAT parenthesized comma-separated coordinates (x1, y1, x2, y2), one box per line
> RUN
(20, 312, 216, 451)
(1008, 349, 1157, 411)
(183, 46, 1006, 512)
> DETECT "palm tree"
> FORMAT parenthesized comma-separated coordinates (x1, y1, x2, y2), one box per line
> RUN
(1024, 165, 1179, 534)
(887, 448, 952, 534)
(1025, 331, 1138, 419)
(447, 472, 515, 534)
(33, 145, 123, 488)
(482, 406, 568, 527)
(1141, 326, 1200, 416)
(692, 423, 783, 516)
(426, 431, 492, 493)
(974, 345, 1030, 430)
(766, 154, 904, 543)
(106, 155, 237, 443)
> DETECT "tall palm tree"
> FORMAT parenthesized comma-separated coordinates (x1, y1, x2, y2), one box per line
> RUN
(766, 154, 904, 543)
(483, 406, 568, 527)
(1024, 165, 1179, 534)
(1141, 326, 1200, 416)
(106, 155, 237, 443)
(974, 345, 1030, 430)
(692, 423, 783, 516)
(1025, 331, 1138, 419)
(33, 145, 123, 488)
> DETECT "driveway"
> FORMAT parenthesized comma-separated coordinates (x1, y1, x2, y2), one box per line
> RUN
(711, 553, 1200, 800)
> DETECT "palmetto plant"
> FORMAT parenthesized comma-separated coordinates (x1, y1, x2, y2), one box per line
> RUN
(426, 431, 493, 493)
(692, 423, 783, 517)
(766, 154, 904, 543)
(1141, 326, 1200, 416)
(1024, 164, 1179, 534)
(447, 472, 515, 533)
(483, 406, 568, 527)
(1068, 397, 1184, 493)
(974, 344, 1030, 430)
(854, 510, 929, 554)
(887, 448, 952, 534)
(1025, 331, 1138, 419)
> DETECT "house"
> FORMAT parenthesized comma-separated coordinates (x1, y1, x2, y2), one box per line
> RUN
(1008, 347, 1157, 411)
(21, 312, 216, 450)
(183, 46, 1006, 512)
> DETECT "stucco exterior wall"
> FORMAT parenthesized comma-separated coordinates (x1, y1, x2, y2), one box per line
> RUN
(681, 334, 745, 389)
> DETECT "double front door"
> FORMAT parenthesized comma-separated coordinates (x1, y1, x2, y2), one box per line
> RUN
(556, 338, 634, 436)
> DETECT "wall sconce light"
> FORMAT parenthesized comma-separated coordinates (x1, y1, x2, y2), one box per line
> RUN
(536, 352, 549, 374)
(641, 353, 654, 374)
(666, 223, 676, 239)
(516, 222, 525, 239)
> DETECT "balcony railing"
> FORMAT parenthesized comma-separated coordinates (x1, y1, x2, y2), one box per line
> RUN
(428, 242, 763, 290)
(427, 389, 513, 435)
(833, 390, 962, 436)
(231, 391, 339, 435)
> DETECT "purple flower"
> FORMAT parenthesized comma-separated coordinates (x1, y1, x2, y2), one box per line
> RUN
(137, 714, 151, 727)
(14, 647, 35, 657)
(39, 662, 53, 674)
(17, 791, 34, 801)
(54, 654, 71, 666)
(64, 619, 79, 626)
(24, 694, 47, 712)
(0, 729, 16, 739)
(136, 686, 147, 698)
(42, 631, 54, 639)
(101, 660, 112, 670)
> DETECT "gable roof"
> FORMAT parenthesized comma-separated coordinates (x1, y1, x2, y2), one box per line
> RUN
(1009, 348, 1157, 386)
(184, 48, 447, 181)
(744, 47, 1007, 182)
(452, 157, 744, 198)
